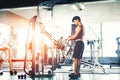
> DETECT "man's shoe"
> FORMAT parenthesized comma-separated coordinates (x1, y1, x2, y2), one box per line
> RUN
(69, 73, 79, 79)
(69, 73, 81, 77)
(78, 73, 81, 77)
(69, 73, 74, 77)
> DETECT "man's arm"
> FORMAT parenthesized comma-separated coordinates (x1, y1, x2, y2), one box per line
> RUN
(67, 25, 81, 40)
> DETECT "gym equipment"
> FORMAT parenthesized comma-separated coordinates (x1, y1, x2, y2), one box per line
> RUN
(0, 70, 3, 75)
(10, 70, 17, 75)
(116, 37, 120, 60)
(0, 26, 18, 76)
(44, 31, 70, 68)
(44, 31, 65, 50)
(82, 40, 108, 73)
(23, 1, 56, 77)
(87, 40, 95, 62)
(62, 45, 73, 65)
(24, 15, 54, 78)
(0, 47, 17, 75)
(18, 74, 26, 79)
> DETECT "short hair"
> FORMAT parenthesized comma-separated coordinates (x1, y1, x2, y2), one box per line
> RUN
(72, 16, 81, 22)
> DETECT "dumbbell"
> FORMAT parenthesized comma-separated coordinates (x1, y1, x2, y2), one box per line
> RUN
(48, 70, 52, 75)
(0, 71, 3, 75)
(18, 74, 26, 79)
(10, 70, 17, 75)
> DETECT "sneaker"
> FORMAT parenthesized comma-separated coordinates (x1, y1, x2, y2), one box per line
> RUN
(69, 73, 79, 79)
(68, 73, 74, 77)
(79, 73, 81, 77)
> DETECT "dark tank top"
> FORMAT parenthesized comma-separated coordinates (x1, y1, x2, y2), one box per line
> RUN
(74, 25, 84, 40)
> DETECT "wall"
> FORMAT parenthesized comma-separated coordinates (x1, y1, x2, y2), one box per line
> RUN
(0, 11, 29, 58)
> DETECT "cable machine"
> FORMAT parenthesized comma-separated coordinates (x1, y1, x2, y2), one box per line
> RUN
(24, 1, 56, 78)
(24, 16, 54, 78)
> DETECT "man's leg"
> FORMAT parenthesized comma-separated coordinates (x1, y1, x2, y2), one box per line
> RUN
(69, 59, 81, 78)
(76, 59, 81, 75)
(73, 58, 80, 75)
(73, 58, 77, 75)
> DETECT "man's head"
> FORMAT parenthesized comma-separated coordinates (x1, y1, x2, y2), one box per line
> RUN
(72, 16, 81, 22)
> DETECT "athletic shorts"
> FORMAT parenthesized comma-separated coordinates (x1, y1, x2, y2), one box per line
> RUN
(72, 41, 84, 59)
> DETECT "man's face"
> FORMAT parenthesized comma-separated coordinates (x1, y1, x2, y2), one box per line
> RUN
(73, 19, 78, 25)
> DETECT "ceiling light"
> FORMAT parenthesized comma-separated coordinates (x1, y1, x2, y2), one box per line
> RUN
(71, 3, 86, 11)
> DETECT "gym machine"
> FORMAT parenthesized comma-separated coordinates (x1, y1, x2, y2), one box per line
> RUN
(23, 15, 55, 77)
(116, 37, 120, 61)
(0, 30, 17, 76)
(82, 40, 108, 73)
(24, 1, 57, 78)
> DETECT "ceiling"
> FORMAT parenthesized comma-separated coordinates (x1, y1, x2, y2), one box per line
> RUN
(0, 0, 104, 9)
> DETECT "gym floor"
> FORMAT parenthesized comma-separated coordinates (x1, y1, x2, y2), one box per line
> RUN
(0, 63, 120, 80)
(0, 72, 120, 80)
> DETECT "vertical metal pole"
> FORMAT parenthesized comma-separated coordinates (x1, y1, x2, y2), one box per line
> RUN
(24, 23, 30, 75)
(8, 48, 13, 71)
(51, 6, 54, 74)
(37, 4, 45, 75)
(31, 20, 36, 77)
(100, 23, 103, 57)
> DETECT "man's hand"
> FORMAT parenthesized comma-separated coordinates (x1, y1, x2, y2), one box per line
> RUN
(67, 36, 71, 41)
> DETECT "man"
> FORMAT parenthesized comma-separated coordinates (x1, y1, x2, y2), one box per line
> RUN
(67, 16, 84, 78)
